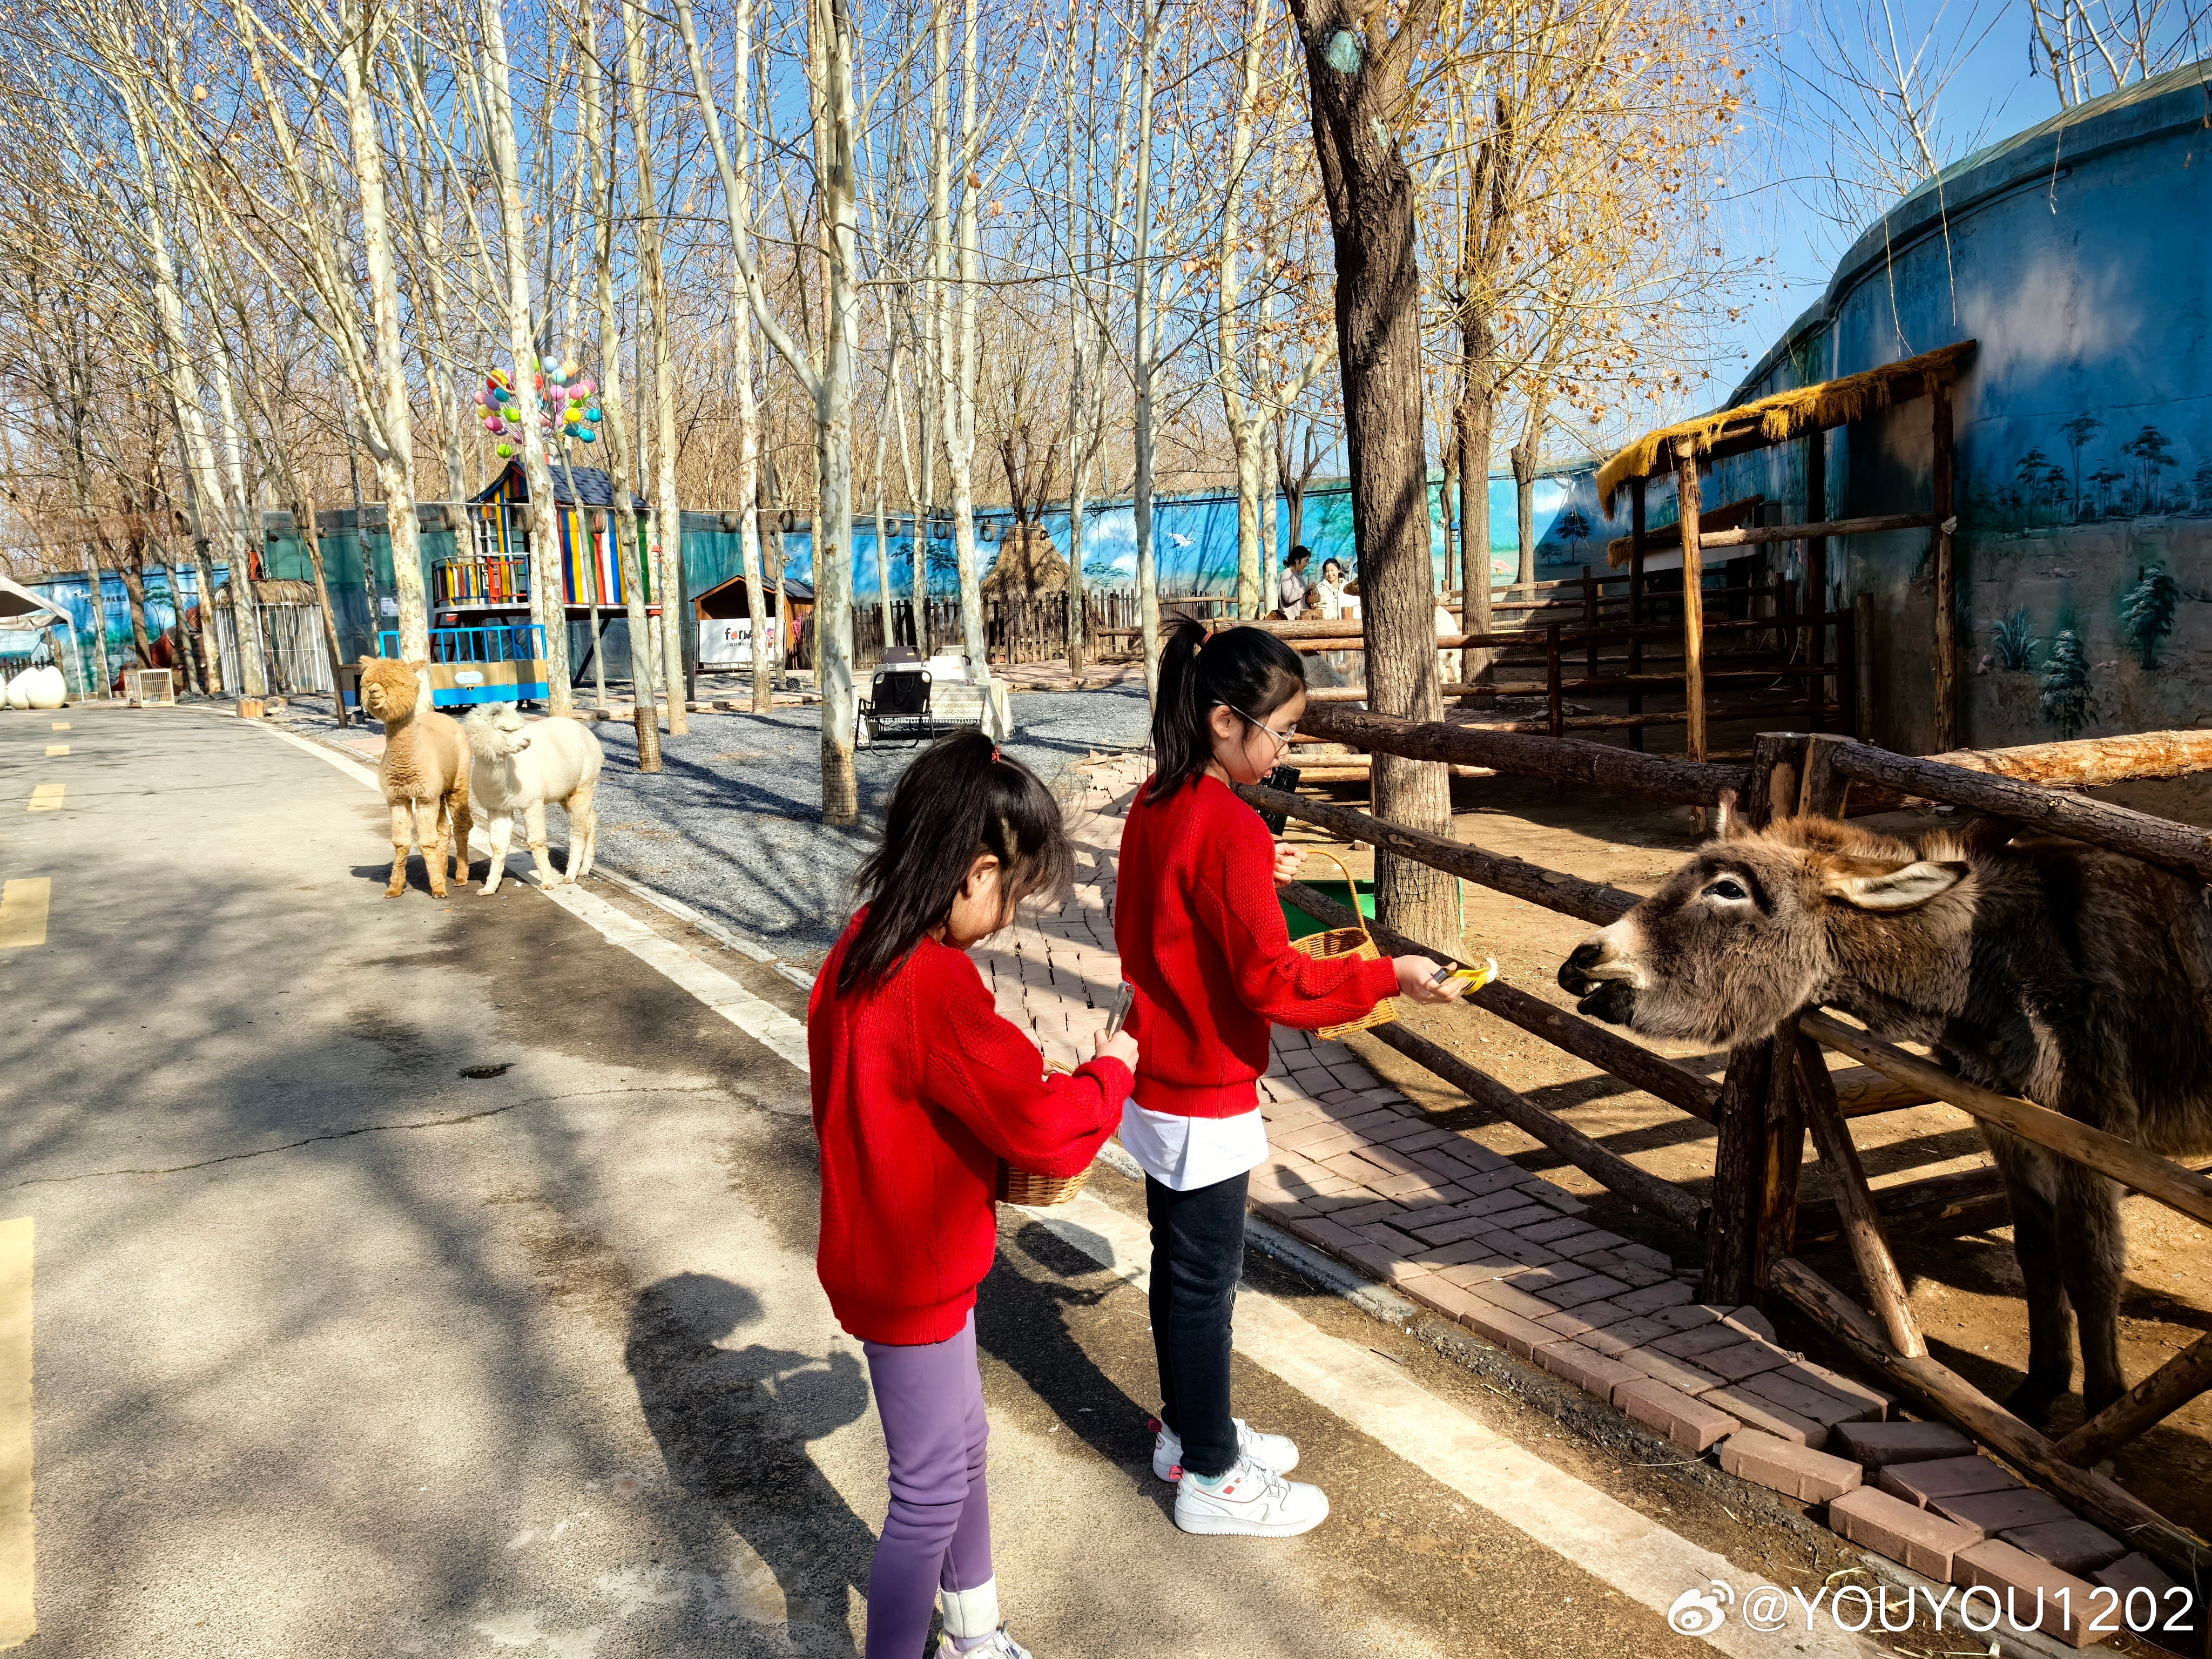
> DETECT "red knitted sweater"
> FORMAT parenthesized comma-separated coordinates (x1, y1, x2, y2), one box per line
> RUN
(1115, 773, 1400, 1118)
(808, 911, 1133, 1345)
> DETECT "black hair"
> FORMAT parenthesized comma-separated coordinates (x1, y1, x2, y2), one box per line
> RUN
(838, 730, 1073, 996)
(1287, 545, 1313, 568)
(1146, 619, 1306, 804)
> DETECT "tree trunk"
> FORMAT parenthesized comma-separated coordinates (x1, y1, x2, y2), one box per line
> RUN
(1132, 0, 1163, 700)
(1259, 421, 1280, 619)
(810, 0, 863, 822)
(295, 498, 351, 725)
(1292, 0, 1456, 949)
(79, 555, 110, 696)
(1456, 356, 1495, 694)
(335, 0, 427, 667)
(480, 0, 571, 709)
(208, 343, 270, 698)
(117, 555, 156, 670)
(944, 0, 990, 692)
(624, 0, 690, 735)
(583, 6, 662, 769)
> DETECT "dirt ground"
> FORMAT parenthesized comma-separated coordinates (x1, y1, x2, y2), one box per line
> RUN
(1270, 741, 2212, 1544)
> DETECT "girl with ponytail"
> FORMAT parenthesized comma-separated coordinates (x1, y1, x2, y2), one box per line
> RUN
(811, 730, 1140, 1657)
(1116, 621, 1457, 1537)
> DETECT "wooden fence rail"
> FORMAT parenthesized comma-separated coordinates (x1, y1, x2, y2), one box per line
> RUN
(1236, 713, 2212, 1577)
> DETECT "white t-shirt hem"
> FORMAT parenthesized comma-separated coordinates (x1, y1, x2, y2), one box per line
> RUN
(1118, 1101, 1269, 1191)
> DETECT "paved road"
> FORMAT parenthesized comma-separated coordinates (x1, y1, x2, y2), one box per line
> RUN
(0, 705, 1885, 1659)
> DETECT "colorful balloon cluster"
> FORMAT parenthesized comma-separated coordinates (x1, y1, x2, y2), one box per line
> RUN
(473, 359, 605, 459)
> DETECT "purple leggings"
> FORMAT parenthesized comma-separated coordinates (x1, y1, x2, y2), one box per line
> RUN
(862, 1311, 994, 1659)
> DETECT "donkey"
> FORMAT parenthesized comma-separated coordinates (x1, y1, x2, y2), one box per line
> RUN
(1557, 811, 2212, 1427)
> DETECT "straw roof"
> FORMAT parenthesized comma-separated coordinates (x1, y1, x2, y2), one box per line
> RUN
(980, 524, 1071, 595)
(1595, 341, 1975, 515)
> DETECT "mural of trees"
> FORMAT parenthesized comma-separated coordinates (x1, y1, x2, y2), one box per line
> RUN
(2194, 460, 2212, 512)
(2038, 628, 2092, 738)
(2060, 414, 2102, 516)
(1991, 607, 2037, 671)
(2121, 425, 2176, 512)
(2120, 565, 2180, 669)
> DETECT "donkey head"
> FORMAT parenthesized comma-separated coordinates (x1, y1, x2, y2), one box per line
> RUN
(1557, 815, 1971, 1046)
(460, 703, 531, 760)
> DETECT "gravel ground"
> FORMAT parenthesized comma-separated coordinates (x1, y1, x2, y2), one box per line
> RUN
(271, 683, 1152, 961)
(588, 687, 1151, 957)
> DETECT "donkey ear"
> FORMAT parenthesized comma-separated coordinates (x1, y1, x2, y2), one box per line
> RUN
(1823, 859, 1969, 911)
(1715, 788, 1752, 840)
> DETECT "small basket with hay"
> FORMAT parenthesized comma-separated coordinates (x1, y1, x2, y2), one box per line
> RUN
(996, 982, 1135, 1208)
(1290, 847, 1398, 1041)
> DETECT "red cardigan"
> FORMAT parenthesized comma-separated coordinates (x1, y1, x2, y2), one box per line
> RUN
(1115, 773, 1400, 1118)
(808, 912, 1133, 1345)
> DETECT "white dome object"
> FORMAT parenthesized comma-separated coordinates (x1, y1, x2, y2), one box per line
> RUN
(19, 664, 65, 709)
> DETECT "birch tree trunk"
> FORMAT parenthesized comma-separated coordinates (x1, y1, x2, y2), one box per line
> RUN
(943, 0, 989, 691)
(807, 0, 862, 820)
(625, 0, 690, 734)
(334, 0, 427, 665)
(1290, 0, 1456, 947)
(1217, 0, 1265, 619)
(480, 0, 571, 709)
(674, 0, 773, 711)
(584, 3, 660, 768)
(294, 495, 351, 724)
(208, 338, 271, 696)
(1132, 0, 1162, 700)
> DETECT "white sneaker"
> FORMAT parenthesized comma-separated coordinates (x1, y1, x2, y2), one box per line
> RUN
(1173, 1454, 1330, 1537)
(1151, 1415, 1299, 1481)
(938, 1627, 1033, 1658)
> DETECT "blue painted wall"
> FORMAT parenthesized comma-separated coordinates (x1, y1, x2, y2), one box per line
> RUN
(1689, 59, 2212, 751)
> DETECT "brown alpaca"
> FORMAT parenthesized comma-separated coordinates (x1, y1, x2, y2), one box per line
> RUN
(358, 658, 473, 898)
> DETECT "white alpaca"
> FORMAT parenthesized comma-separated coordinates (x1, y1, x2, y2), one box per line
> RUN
(462, 704, 604, 894)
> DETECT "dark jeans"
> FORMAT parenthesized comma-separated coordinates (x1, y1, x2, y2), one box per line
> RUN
(1145, 1170, 1247, 1478)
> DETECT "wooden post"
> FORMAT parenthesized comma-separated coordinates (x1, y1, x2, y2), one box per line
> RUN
(1797, 1027, 1926, 1357)
(1805, 429, 1827, 732)
(1701, 730, 1801, 1306)
(1931, 380, 1958, 752)
(1628, 476, 1647, 752)
(1702, 1040, 1778, 1306)
(1854, 591, 1876, 741)
(1836, 600, 1859, 739)
(1582, 565, 1599, 682)
(1546, 623, 1563, 740)
(1675, 441, 1707, 762)
(1801, 732, 1852, 818)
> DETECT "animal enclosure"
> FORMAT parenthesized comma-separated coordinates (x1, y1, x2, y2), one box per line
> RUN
(1248, 710, 2212, 1581)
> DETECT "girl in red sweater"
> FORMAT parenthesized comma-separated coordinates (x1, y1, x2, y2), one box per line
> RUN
(1117, 621, 1460, 1537)
(811, 731, 1138, 1659)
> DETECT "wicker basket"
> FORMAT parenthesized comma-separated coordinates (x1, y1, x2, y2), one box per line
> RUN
(1291, 847, 1398, 1042)
(996, 1060, 1097, 1207)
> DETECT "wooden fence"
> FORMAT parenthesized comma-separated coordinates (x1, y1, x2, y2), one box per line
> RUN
(1243, 711, 2212, 1581)
(798, 590, 1149, 670)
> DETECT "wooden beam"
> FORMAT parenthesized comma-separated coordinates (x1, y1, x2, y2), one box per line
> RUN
(1804, 1011, 2212, 1231)
(1606, 509, 1940, 564)
(2055, 1333, 2212, 1466)
(1797, 1028, 1926, 1355)
(1825, 742, 2212, 882)
(1853, 593, 1876, 740)
(1276, 878, 1724, 1121)
(1919, 730, 2212, 790)
(1240, 783, 1641, 926)
(1768, 1255, 2207, 1580)
(1676, 441, 1708, 763)
(1805, 430, 1829, 734)
(1629, 476, 1648, 752)
(1792, 1163, 2010, 1245)
(1932, 382, 1958, 751)
(1297, 706, 1748, 805)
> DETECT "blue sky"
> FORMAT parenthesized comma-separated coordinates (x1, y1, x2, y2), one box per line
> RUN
(1707, 0, 2073, 389)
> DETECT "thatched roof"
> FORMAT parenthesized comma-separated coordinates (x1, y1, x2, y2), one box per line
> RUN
(1595, 341, 1975, 515)
(980, 524, 1071, 595)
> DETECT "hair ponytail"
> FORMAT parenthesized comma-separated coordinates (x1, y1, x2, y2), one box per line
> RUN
(1144, 619, 1307, 804)
(839, 730, 1073, 995)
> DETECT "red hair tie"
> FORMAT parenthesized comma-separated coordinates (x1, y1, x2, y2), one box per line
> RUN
(990, 746, 1001, 763)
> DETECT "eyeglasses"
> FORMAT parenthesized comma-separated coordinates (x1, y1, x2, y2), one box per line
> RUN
(1228, 706, 1298, 751)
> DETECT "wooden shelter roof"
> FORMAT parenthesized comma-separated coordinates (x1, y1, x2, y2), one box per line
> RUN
(1595, 340, 1975, 515)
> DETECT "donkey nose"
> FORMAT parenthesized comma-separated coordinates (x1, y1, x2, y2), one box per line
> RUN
(1557, 940, 1607, 995)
